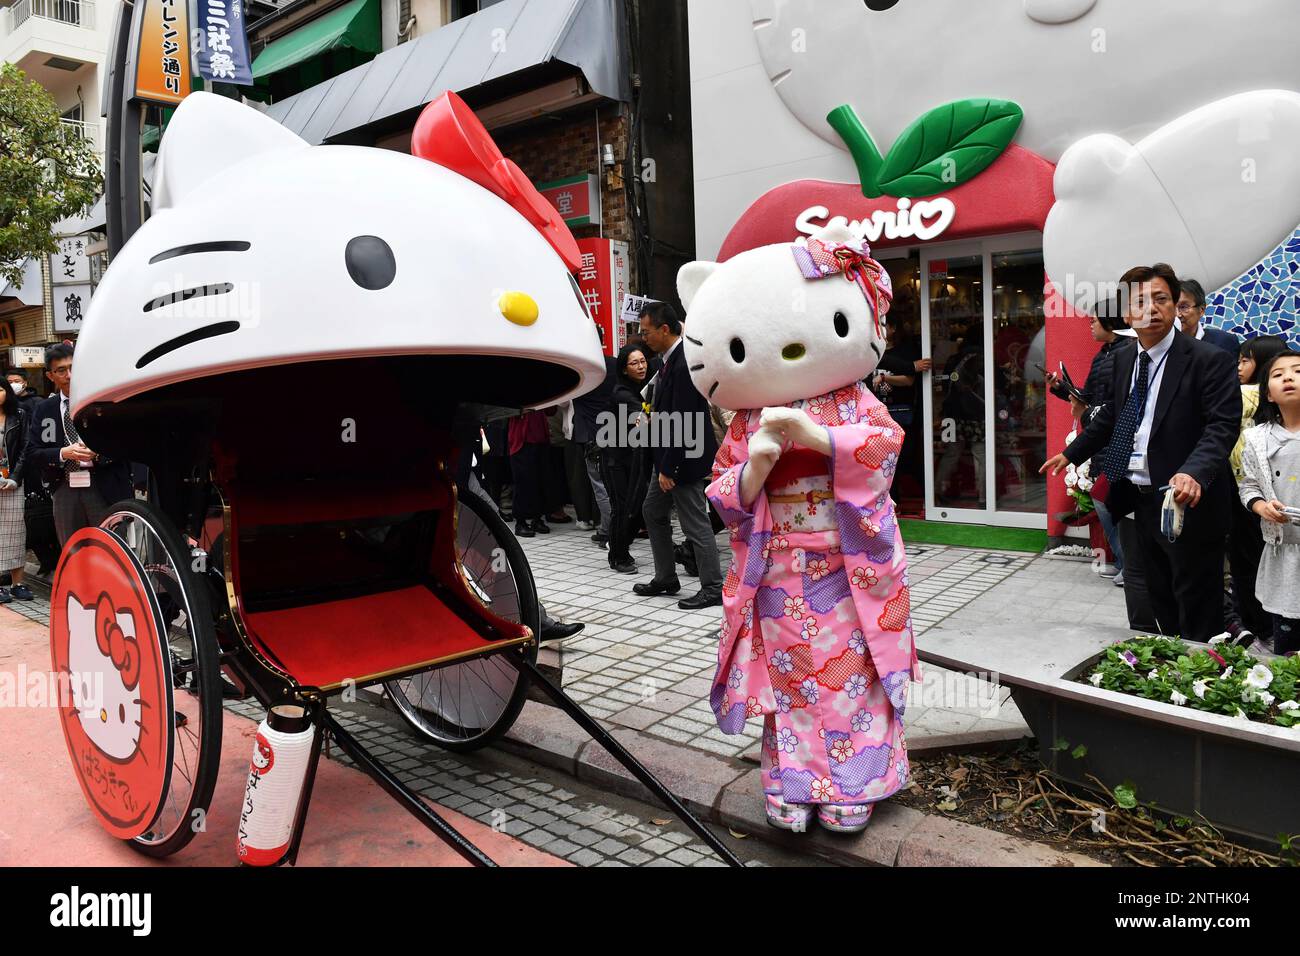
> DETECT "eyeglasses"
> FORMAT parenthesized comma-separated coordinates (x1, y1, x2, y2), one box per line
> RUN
(49, 366, 72, 376)
(1175, 302, 1200, 314)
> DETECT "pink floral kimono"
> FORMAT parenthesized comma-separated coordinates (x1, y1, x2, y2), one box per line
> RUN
(706, 382, 920, 809)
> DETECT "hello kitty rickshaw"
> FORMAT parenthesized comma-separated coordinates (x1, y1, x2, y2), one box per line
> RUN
(50, 91, 738, 867)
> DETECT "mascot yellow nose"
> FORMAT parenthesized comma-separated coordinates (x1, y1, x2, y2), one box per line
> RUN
(499, 291, 539, 327)
(99, 708, 107, 723)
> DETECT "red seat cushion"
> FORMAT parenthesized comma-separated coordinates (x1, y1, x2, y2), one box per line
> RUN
(243, 585, 524, 690)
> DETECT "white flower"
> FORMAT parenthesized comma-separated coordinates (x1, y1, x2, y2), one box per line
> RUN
(1192, 679, 1209, 699)
(1218, 666, 1233, 680)
(1259, 691, 1275, 707)
(1064, 471, 1078, 489)
(1245, 664, 1274, 689)
(1170, 689, 1187, 706)
(1279, 700, 1299, 712)
(1208, 633, 1230, 646)
(1147, 669, 1159, 681)
(1089, 673, 1103, 687)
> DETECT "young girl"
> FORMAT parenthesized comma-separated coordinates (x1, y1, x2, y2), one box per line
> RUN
(1228, 336, 1287, 645)
(1239, 349, 1300, 655)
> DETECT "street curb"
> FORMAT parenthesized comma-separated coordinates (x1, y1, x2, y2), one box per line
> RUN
(500, 700, 1104, 868)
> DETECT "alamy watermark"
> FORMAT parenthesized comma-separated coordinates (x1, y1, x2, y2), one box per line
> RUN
(594, 407, 709, 460)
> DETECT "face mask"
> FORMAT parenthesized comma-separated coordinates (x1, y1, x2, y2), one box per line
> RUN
(8, 382, 21, 393)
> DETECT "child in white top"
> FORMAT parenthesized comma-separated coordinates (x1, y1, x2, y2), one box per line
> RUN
(1239, 349, 1300, 655)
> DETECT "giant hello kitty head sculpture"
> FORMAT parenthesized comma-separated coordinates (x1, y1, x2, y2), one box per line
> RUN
(678, 225, 892, 411)
(70, 91, 606, 415)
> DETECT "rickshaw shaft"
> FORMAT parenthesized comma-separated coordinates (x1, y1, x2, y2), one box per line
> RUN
(321, 712, 497, 868)
(510, 658, 744, 868)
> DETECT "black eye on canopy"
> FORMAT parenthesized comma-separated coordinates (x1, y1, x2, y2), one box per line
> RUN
(864, 0, 900, 9)
(345, 236, 396, 290)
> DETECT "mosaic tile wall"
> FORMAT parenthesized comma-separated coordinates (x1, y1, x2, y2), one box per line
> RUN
(1204, 228, 1300, 345)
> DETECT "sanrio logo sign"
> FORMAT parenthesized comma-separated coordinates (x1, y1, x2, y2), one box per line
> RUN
(51, 528, 173, 840)
(796, 197, 955, 245)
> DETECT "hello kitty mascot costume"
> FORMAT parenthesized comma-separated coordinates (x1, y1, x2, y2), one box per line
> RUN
(679, 224, 919, 833)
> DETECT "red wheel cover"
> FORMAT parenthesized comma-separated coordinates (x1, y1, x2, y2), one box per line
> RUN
(50, 527, 174, 839)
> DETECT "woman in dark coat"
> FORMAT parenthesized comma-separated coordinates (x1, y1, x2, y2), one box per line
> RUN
(0, 382, 32, 602)
(600, 344, 650, 573)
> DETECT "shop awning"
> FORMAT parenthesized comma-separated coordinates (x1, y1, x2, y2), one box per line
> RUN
(265, 0, 629, 145)
(0, 257, 44, 307)
(252, 0, 381, 81)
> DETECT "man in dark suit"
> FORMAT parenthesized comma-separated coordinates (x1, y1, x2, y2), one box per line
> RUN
(1177, 278, 1239, 354)
(634, 301, 722, 609)
(1042, 264, 1241, 642)
(25, 343, 134, 546)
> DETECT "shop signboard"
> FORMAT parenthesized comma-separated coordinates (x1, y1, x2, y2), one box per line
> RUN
(53, 284, 92, 334)
(132, 0, 194, 107)
(9, 346, 44, 367)
(537, 175, 601, 227)
(52, 237, 91, 285)
(574, 237, 628, 356)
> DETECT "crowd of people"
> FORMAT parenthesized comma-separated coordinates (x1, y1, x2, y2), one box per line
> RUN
(1044, 263, 1300, 656)
(467, 262, 1298, 659)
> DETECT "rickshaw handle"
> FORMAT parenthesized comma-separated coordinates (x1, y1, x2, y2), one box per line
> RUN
(510, 657, 744, 868)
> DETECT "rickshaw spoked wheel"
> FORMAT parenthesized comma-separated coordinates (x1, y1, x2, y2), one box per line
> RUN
(385, 490, 539, 752)
(100, 499, 223, 857)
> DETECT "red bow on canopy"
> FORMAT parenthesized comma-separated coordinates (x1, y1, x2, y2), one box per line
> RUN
(95, 592, 141, 691)
(411, 91, 582, 273)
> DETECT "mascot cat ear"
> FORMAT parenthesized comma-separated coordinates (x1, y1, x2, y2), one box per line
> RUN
(678, 260, 720, 311)
(154, 92, 308, 211)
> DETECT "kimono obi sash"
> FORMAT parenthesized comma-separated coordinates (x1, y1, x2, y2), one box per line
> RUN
(766, 448, 835, 532)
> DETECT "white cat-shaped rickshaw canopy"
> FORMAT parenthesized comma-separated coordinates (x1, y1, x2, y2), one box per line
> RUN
(71, 92, 606, 417)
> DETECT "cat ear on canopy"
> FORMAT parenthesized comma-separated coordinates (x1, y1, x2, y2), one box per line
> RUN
(153, 92, 308, 212)
(411, 91, 582, 272)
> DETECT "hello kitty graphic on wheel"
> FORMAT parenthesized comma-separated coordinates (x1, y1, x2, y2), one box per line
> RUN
(51, 527, 174, 840)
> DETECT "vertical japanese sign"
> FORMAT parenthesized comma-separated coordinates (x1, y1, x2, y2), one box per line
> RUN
(197, 0, 253, 86)
(133, 0, 193, 107)
(52, 236, 93, 335)
(575, 238, 629, 357)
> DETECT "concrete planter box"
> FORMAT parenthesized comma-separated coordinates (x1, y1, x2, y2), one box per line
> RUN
(918, 624, 1300, 849)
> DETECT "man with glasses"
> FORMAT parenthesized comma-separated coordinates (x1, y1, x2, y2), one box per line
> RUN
(1176, 278, 1238, 354)
(25, 343, 134, 545)
(1041, 264, 1240, 642)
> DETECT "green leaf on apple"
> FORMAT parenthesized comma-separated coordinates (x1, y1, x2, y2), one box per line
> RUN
(876, 98, 1023, 198)
(828, 99, 1023, 200)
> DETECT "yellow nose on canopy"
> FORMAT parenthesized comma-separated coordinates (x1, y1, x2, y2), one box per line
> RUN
(99, 708, 107, 723)
(499, 291, 539, 327)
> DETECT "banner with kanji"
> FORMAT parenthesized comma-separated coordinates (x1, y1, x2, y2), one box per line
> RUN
(197, 0, 254, 86)
(575, 238, 629, 357)
(132, 0, 193, 106)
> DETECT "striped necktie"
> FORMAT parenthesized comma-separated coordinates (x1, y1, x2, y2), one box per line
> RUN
(1102, 351, 1151, 482)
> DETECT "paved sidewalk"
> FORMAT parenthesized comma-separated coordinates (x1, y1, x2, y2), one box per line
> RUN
(521, 518, 1044, 759)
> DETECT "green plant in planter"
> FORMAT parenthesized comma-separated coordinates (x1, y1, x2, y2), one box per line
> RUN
(1084, 636, 1300, 728)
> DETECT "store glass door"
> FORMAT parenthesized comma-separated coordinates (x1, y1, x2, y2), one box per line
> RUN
(920, 237, 1047, 528)
(876, 251, 924, 517)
